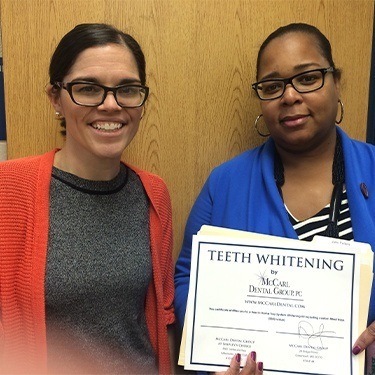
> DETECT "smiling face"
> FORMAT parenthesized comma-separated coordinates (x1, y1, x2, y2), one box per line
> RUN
(48, 43, 143, 172)
(257, 32, 340, 154)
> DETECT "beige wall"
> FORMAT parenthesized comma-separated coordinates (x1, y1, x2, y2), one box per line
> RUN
(0, 0, 374, 260)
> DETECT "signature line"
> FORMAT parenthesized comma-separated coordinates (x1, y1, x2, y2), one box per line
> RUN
(200, 325, 267, 333)
(276, 331, 344, 339)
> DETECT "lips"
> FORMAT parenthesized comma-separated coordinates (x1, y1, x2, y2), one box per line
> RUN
(280, 114, 309, 127)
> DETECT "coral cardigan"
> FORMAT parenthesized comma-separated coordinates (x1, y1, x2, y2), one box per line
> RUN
(0, 149, 175, 374)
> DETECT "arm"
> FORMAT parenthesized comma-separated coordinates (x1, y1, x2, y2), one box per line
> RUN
(138, 169, 176, 374)
(174, 178, 214, 328)
(174, 168, 265, 375)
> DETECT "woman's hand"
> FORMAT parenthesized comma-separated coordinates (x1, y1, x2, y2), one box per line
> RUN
(352, 321, 375, 354)
(214, 352, 263, 375)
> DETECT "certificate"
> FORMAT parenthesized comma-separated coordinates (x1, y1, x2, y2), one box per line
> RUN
(180, 226, 373, 374)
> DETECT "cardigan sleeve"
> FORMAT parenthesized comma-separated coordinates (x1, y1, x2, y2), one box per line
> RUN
(155, 177, 175, 325)
(0, 151, 54, 373)
(151, 178, 176, 375)
(136, 169, 175, 374)
(132, 167, 176, 324)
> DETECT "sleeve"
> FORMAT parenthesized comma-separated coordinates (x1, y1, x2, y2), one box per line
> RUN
(160, 184, 176, 325)
(174, 175, 215, 329)
(0, 304, 3, 354)
(152, 176, 175, 325)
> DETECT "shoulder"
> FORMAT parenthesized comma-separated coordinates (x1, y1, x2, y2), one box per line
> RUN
(339, 127, 375, 159)
(126, 163, 169, 192)
(207, 144, 266, 182)
(0, 150, 55, 185)
(0, 154, 42, 172)
(0, 151, 55, 215)
(0, 150, 55, 172)
(124, 163, 171, 209)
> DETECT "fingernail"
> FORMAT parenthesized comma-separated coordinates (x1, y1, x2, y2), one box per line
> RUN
(258, 362, 263, 371)
(250, 351, 256, 361)
(235, 353, 241, 363)
(352, 345, 361, 355)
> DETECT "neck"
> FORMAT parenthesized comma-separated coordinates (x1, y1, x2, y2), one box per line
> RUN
(275, 130, 337, 177)
(53, 148, 121, 181)
(274, 130, 345, 227)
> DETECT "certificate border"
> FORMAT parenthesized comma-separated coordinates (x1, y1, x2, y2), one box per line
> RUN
(188, 239, 356, 374)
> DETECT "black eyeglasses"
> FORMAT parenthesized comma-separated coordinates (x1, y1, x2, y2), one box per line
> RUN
(54, 81, 149, 108)
(252, 67, 336, 100)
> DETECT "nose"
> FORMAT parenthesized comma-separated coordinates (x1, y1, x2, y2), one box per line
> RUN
(281, 83, 303, 104)
(98, 92, 122, 111)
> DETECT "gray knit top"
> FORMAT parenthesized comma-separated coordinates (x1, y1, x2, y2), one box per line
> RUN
(45, 164, 158, 374)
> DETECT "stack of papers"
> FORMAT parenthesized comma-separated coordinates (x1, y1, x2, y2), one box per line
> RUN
(178, 225, 373, 374)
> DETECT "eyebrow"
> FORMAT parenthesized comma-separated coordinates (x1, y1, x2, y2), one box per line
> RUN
(69, 77, 142, 85)
(259, 63, 323, 81)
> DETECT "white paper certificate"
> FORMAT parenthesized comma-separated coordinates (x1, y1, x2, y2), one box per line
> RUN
(183, 231, 370, 374)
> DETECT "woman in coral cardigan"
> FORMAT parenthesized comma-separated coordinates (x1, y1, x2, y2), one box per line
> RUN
(0, 23, 175, 374)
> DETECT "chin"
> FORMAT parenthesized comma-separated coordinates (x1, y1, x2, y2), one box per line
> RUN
(92, 148, 124, 161)
(94, 140, 131, 159)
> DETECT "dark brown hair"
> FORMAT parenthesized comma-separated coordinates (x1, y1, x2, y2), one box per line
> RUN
(256, 23, 341, 80)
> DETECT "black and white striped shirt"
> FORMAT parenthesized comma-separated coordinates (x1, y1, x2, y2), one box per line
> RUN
(287, 189, 353, 242)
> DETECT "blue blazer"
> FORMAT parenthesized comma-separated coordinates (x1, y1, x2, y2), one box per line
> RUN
(175, 126, 375, 331)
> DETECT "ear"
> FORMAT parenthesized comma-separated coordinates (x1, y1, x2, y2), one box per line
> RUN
(46, 84, 63, 114)
(333, 76, 341, 98)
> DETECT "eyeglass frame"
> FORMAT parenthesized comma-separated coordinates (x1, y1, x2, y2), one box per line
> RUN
(54, 81, 150, 108)
(251, 67, 336, 101)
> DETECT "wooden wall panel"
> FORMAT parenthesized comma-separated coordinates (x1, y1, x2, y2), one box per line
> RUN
(0, 0, 374, 260)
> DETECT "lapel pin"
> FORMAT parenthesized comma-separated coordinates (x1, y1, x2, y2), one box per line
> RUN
(360, 182, 369, 199)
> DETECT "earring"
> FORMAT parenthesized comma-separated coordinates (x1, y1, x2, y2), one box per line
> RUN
(335, 99, 344, 124)
(254, 114, 270, 137)
(55, 111, 64, 120)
